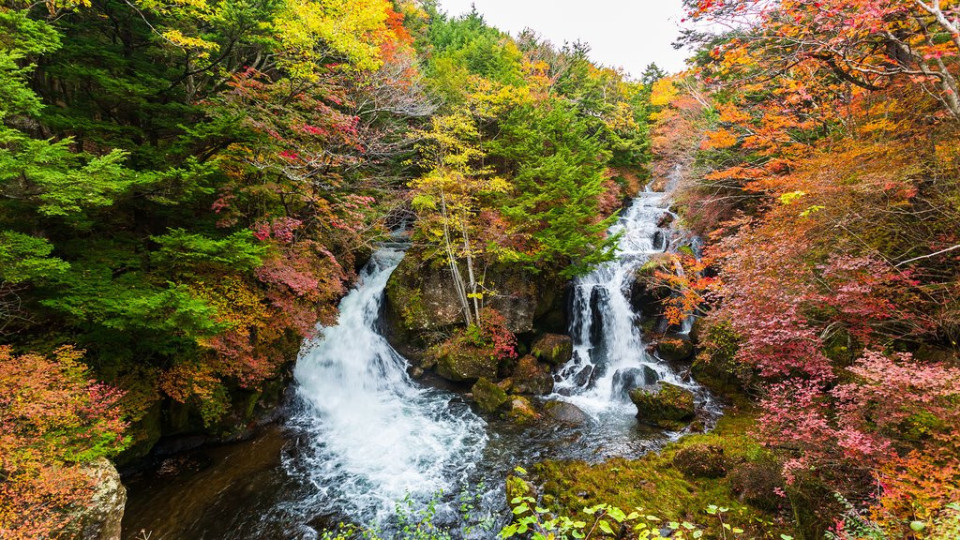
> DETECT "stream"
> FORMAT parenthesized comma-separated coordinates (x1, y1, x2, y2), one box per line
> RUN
(122, 181, 718, 539)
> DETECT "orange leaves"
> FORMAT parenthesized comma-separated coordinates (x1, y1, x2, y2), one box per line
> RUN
(0, 346, 127, 538)
(701, 128, 738, 150)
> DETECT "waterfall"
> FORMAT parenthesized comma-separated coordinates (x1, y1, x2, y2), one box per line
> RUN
(552, 177, 696, 418)
(289, 247, 487, 527)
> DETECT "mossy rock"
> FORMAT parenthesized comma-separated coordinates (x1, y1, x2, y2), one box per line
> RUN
(508, 396, 539, 423)
(433, 345, 498, 383)
(472, 377, 510, 413)
(532, 334, 573, 366)
(510, 355, 554, 395)
(656, 336, 695, 364)
(672, 443, 726, 479)
(629, 382, 695, 429)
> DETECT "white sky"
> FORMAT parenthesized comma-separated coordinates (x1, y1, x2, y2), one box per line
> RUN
(435, 0, 691, 78)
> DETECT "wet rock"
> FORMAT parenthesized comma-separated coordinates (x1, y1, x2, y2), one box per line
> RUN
(589, 287, 608, 346)
(656, 336, 695, 364)
(672, 444, 726, 478)
(629, 382, 696, 430)
(657, 212, 674, 228)
(510, 355, 555, 395)
(531, 334, 573, 366)
(472, 377, 510, 413)
(572, 364, 596, 388)
(508, 397, 539, 423)
(434, 346, 498, 382)
(543, 401, 589, 425)
(70, 458, 126, 540)
(611, 366, 660, 398)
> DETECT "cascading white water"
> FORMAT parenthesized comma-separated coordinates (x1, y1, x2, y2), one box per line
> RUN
(553, 179, 695, 418)
(290, 248, 487, 527)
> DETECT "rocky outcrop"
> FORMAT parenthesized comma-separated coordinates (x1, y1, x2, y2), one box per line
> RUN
(531, 334, 573, 366)
(70, 458, 126, 540)
(629, 382, 695, 429)
(508, 396, 539, 422)
(383, 249, 568, 362)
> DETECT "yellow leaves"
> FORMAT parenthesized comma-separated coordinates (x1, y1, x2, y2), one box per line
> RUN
(161, 29, 219, 57)
(470, 79, 532, 119)
(779, 191, 807, 205)
(605, 101, 640, 132)
(650, 77, 679, 109)
(272, 0, 393, 80)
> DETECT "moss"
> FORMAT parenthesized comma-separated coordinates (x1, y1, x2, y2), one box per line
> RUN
(531, 334, 573, 366)
(472, 377, 510, 413)
(508, 396, 539, 423)
(533, 411, 793, 539)
(672, 444, 726, 478)
(629, 382, 695, 429)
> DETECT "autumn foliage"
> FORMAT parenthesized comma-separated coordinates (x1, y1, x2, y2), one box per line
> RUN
(0, 347, 127, 538)
(646, 1, 960, 536)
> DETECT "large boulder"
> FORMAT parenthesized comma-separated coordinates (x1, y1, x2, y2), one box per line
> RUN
(472, 377, 510, 413)
(510, 355, 554, 395)
(531, 334, 573, 366)
(629, 382, 696, 429)
(433, 345, 498, 383)
(71, 458, 126, 540)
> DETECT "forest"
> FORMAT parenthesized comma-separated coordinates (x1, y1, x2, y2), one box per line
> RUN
(0, 0, 958, 539)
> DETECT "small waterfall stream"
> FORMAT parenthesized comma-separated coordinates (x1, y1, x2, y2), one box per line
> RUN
(551, 180, 700, 417)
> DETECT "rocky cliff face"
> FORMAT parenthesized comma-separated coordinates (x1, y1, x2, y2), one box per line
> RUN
(383, 249, 568, 363)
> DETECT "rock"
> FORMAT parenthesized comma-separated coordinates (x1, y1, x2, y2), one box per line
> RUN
(657, 212, 674, 228)
(508, 397, 539, 423)
(611, 366, 660, 399)
(510, 355, 555, 395)
(656, 336, 695, 364)
(630, 258, 673, 316)
(433, 345, 498, 382)
(72, 458, 126, 540)
(629, 382, 696, 429)
(572, 364, 596, 388)
(532, 334, 573, 366)
(543, 401, 589, 424)
(472, 377, 510, 413)
(672, 444, 726, 478)
(588, 287, 608, 346)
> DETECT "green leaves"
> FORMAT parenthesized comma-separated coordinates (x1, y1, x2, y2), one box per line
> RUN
(151, 229, 266, 273)
(0, 231, 69, 285)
